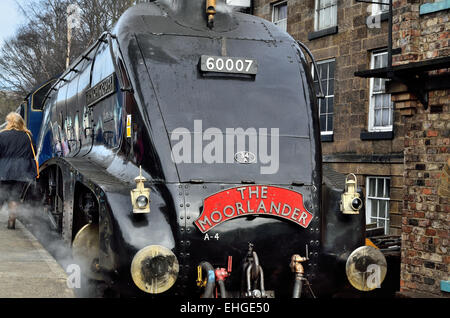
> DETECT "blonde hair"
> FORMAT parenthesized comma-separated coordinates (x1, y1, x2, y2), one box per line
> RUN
(2, 112, 31, 135)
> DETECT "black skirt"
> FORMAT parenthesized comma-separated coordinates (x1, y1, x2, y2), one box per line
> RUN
(0, 181, 27, 204)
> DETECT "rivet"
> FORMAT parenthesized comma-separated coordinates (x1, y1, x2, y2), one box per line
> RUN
(186, 203, 190, 207)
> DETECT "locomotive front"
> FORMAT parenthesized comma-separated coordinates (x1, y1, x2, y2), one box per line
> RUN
(65, 0, 386, 298)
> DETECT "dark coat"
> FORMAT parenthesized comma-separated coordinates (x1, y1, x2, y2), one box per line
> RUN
(0, 130, 37, 181)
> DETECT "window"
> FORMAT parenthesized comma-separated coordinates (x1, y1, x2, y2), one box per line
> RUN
(32, 80, 55, 110)
(366, 177, 390, 235)
(272, 1, 287, 32)
(312, 59, 335, 135)
(369, 51, 393, 132)
(315, 0, 337, 31)
(371, 0, 389, 15)
(91, 43, 115, 87)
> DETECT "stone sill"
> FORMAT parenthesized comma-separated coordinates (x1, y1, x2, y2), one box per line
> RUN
(323, 153, 404, 164)
(360, 130, 394, 140)
(321, 133, 334, 142)
(420, 0, 450, 16)
(308, 26, 338, 41)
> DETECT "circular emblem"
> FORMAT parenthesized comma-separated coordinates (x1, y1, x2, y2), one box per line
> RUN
(234, 151, 256, 164)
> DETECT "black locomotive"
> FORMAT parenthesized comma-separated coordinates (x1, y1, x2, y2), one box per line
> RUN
(19, 0, 387, 298)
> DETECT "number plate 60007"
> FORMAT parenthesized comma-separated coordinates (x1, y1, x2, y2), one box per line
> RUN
(200, 55, 258, 75)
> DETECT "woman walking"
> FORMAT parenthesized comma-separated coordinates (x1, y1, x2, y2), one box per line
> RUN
(0, 112, 38, 229)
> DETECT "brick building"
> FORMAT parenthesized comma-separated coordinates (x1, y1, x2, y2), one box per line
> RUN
(252, 0, 449, 297)
(254, 0, 405, 236)
(381, 0, 449, 298)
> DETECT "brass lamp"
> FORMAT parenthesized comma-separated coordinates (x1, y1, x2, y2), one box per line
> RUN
(340, 173, 363, 214)
(131, 166, 150, 214)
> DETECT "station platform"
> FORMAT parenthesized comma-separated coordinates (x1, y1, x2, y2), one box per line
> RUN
(0, 206, 75, 298)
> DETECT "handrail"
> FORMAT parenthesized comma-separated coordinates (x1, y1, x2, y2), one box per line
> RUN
(297, 41, 326, 99)
(41, 31, 110, 108)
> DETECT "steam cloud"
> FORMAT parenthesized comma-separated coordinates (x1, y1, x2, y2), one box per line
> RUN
(0, 188, 104, 298)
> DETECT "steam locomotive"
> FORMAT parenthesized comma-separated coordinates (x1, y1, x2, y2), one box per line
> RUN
(18, 0, 387, 298)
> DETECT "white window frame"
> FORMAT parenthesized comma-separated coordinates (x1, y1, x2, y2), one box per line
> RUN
(371, 0, 390, 15)
(366, 176, 390, 235)
(272, 1, 288, 32)
(368, 50, 393, 132)
(312, 58, 335, 135)
(314, 0, 337, 31)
